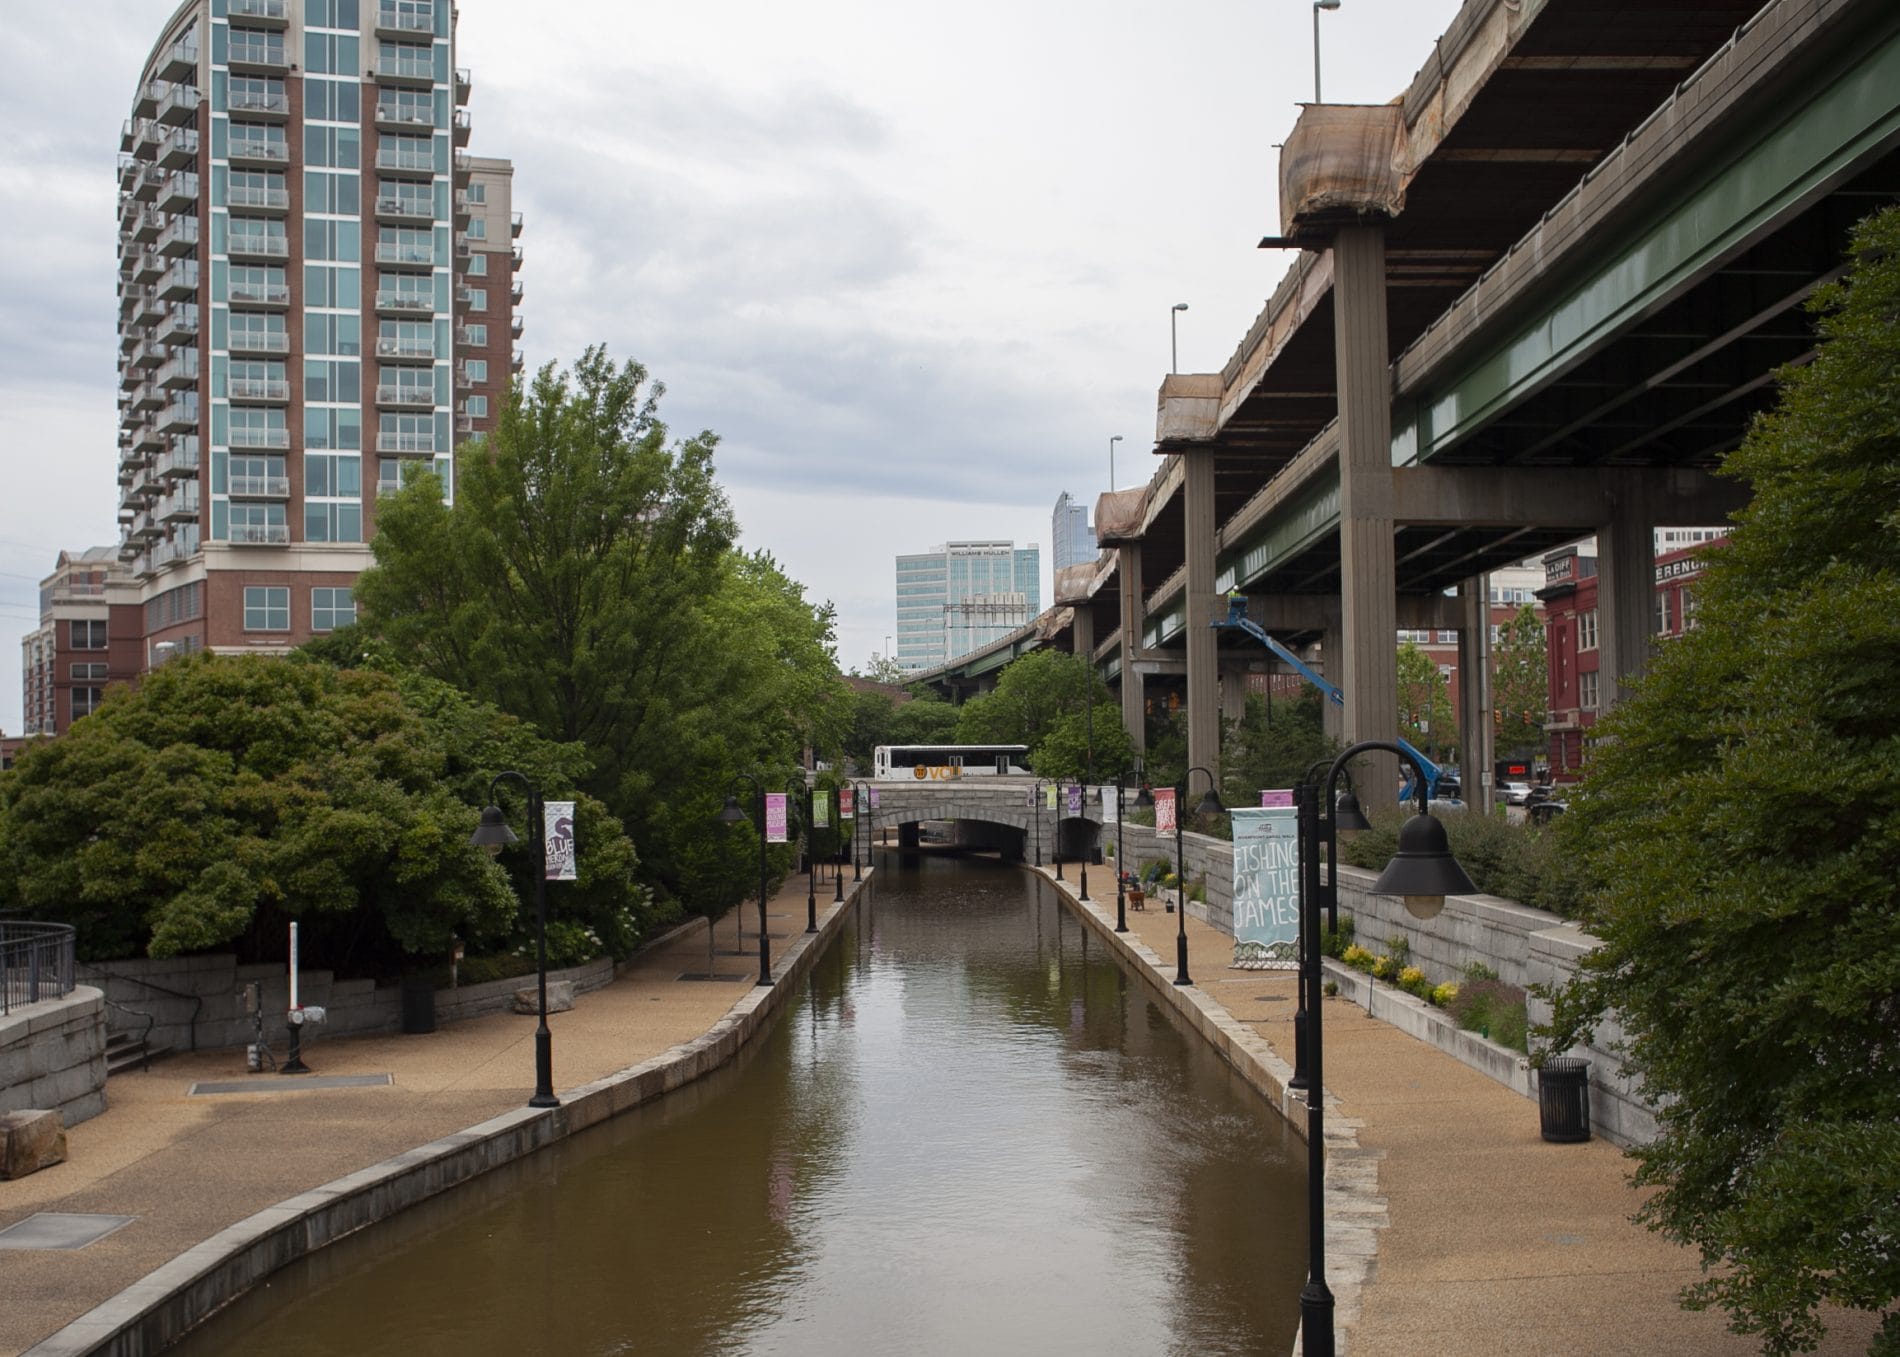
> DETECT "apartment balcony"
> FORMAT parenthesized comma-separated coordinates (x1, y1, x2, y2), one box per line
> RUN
(157, 258, 199, 301)
(157, 304, 200, 345)
(455, 412, 474, 435)
(227, 0, 290, 24)
(375, 335, 436, 362)
(226, 38, 288, 73)
(157, 351, 201, 389)
(120, 323, 147, 354)
(510, 210, 523, 238)
(455, 67, 471, 103)
(121, 120, 139, 155)
(375, 240, 436, 270)
(453, 362, 471, 390)
(374, 2, 435, 39)
(135, 288, 168, 327)
(452, 109, 471, 147)
(134, 381, 168, 411)
(129, 206, 164, 244)
(156, 127, 199, 171)
(158, 400, 199, 434)
(453, 190, 472, 225)
(134, 460, 167, 499)
(453, 230, 472, 257)
(511, 348, 524, 375)
(510, 281, 523, 305)
(374, 290, 435, 316)
(225, 181, 288, 214)
(510, 314, 524, 338)
(375, 430, 437, 455)
(157, 215, 200, 257)
(376, 144, 435, 174)
(229, 522, 291, 545)
(155, 446, 201, 479)
(128, 517, 164, 545)
(228, 327, 289, 355)
(134, 250, 166, 284)
(134, 423, 167, 454)
(375, 384, 437, 409)
(227, 137, 289, 167)
(227, 425, 290, 450)
(372, 51, 435, 85)
(227, 86, 289, 120)
(159, 487, 201, 523)
(374, 101, 436, 133)
(132, 118, 163, 160)
(121, 361, 143, 390)
(510, 245, 523, 272)
(152, 536, 199, 570)
(134, 336, 166, 371)
(226, 231, 289, 262)
(226, 278, 289, 309)
(134, 80, 166, 120)
(453, 149, 471, 179)
(374, 189, 435, 224)
(227, 375, 289, 403)
(227, 473, 290, 498)
(156, 82, 201, 126)
(156, 168, 199, 213)
(120, 157, 151, 199)
(157, 36, 198, 83)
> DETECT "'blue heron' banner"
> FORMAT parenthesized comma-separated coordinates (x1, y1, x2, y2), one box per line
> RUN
(1230, 804, 1299, 969)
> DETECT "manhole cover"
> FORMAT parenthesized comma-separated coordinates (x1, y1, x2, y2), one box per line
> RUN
(0, 1213, 136, 1250)
(189, 1073, 393, 1096)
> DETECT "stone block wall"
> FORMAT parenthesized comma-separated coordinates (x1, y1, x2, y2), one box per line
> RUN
(0, 987, 108, 1127)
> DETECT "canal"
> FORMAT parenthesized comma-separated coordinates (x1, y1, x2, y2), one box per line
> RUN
(173, 855, 1308, 1355)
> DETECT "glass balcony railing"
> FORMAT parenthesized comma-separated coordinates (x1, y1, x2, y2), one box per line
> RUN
(227, 426, 290, 449)
(229, 522, 291, 545)
(228, 474, 290, 497)
(228, 137, 289, 163)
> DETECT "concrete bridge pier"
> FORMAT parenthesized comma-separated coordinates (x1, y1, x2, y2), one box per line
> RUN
(897, 822, 920, 850)
(1117, 541, 1146, 757)
(1458, 573, 1495, 806)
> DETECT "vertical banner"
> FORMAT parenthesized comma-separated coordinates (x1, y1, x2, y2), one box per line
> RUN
(1043, 784, 1058, 811)
(1154, 787, 1178, 835)
(1261, 789, 1294, 808)
(1100, 786, 1115, 820)
(868, 787, 880, 809)
(1230, 804, 1300, 969)
(765, 793, 789, 843)
(814, 795, 830, 829)
(545, 801, 577, 881)
(1064, 783, 1082, 817)
(840, 787, 855, 819)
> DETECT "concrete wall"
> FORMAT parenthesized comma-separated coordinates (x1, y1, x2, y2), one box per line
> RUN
(0, 987, 108, 1127)
(79, 955, 619, 1057)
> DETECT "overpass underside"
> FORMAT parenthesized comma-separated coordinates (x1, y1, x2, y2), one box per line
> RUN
(922, 0, 1900, 802)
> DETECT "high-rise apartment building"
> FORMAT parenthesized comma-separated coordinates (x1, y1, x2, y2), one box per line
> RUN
(19, 550, 144, 737)
(1050, 492, 1096, 572)
(113, 0, 520, 663)
(894, 541, 1041, 672)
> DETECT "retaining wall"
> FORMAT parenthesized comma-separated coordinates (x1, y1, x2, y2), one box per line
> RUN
(0, 987, 108, 1128)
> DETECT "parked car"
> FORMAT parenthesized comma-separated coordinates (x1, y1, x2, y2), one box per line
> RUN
(1498, 781, 1534, 806)
(1529, 799, 1568, 826)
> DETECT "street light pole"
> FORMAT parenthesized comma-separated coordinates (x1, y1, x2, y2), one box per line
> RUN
(1313, 0, 1341, 103)
(1171, 302, 1188, 374)
(832, 783, 845, 905)
(470, 770, 558, 1109)
(852, 780, 870, 881)
(1109, 434, 1123, 492)
(1172, 765, 1226, 986)
(714, 772, 773, 987)
(1113, 768, 1134, 933)
(1297, 740, 1473, 1356)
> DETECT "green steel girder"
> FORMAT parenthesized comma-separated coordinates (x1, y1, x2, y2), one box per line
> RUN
(1397, 22, 1900, 466)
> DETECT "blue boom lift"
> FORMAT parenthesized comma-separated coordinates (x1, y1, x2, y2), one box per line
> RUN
(1211, 593, 1444, 802)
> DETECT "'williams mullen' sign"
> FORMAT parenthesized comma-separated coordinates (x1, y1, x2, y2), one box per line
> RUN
(1230, 802, 1300, 969)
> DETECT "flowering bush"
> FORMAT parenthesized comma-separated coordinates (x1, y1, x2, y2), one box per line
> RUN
(1432, 981, 1460, 1007)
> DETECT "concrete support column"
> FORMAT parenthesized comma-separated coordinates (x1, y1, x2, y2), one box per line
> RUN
(1599, 493, 1656, 703)
(1333, 224, 1400, 794)
(1071, 602, 1095, 670)
(1117, 542, 1146, 755)
(1317, 631, 1344, 742)
(1219, 665, 1250, 725)
(1183, 452, 1220, 786)
(1457, 573, 1495, 810)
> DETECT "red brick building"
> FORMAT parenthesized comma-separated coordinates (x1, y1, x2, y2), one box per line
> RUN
(18, 549, 145, 738)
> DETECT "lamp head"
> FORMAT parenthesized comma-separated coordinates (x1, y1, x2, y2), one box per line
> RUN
(468, 803, 517, 858)
(1135, 784, 1155, 809)
(1332, 787, 1372, 837)
(1193, 785, 1226, 817)
(1315, 0, 1341, 9)
(714, 793, 748, 827)
(1172, 302, 1189, 312)
(1370, 810, 1476, 920)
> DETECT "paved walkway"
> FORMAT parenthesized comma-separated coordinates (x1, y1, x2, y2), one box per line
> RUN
(3, 856, 1882, 1356)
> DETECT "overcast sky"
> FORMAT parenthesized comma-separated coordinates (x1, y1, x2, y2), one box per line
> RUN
(0, 0, 1465, 732)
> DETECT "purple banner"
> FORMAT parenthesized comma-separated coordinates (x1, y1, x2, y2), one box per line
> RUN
(1065, 783, 1082, 817)
(765, 793, 789, 843)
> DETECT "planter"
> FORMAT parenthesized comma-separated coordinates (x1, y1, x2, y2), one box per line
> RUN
(1127, 889, 1145, 911)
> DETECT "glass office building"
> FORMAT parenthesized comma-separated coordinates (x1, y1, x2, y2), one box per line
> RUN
(894, 541, 1041, 672)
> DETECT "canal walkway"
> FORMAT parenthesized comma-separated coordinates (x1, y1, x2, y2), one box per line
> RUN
(3, 856, 1880, 1356)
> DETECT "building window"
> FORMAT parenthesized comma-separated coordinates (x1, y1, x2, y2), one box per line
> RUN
(1680, 587, 1697, 630)
(305, 501, 364, 543)
(465, 359, 487, 383)
(464, 181, 485, 204)
(466, 217, 486, 240)
(1579, 670, 1600, 712)
(1577, 609, 1598, 652)
(1655, 591, 1672, 635)
(70, 662, 109, 680)
(69, 619, 108, 649)
(312, 587, 356, 632)
(463, 287, 486, 311)
(463, 395, 488, 418)
(463, 323, 487, 345)
(243, 585, 290, 631)
(464, 252, 486, 276)
(71, 688, 105, 721)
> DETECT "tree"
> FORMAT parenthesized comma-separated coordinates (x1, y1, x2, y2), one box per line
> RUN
(1543, 208, 1900, 1355)
(1492, 602, 1548, 756)
(1221, 688, 1338, 807)
(951, 649, 1134, 779)
(1395, 641, 1456, 763)
(0, 653, 653, 967)
(860, 652, 905, 684)
(884, 694, 960, 746)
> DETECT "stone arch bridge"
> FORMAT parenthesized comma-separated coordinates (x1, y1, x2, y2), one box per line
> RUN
(861, 777, 1110, 862)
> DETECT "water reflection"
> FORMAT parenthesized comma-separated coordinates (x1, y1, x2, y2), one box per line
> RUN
(173, 855, 1305, 1356)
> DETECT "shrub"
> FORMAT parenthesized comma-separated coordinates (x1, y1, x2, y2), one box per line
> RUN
(1431, 981, 1459, 1007)
(1338, 804, 1589, 918)
(1320, 915, 1356, 958)
(1449, 978, 1529, 1054)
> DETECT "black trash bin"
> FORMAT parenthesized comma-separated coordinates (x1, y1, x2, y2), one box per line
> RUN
(1538, 1057, 1591, 1142)
(1091, 847, 1104, 865)
(400, 976, 437, 1034)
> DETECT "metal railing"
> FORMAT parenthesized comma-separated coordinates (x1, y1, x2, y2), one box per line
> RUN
(1, 921, 76, 1015)
(79, 964, 204, 1052)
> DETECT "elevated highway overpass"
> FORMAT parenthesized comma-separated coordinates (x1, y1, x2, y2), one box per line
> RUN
(920, 0, 1900, 803)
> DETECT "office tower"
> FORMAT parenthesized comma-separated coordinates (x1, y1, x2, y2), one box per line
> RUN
(114, 0, 520, 663)
(894, 541, 1042, 672)
(1051, 492, 1096, 571)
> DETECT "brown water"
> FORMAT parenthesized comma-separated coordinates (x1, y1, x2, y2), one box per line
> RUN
(171, 856, 1307, 1356)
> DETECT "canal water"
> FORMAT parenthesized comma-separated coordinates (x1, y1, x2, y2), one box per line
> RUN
(172, 856, 1307, 1356)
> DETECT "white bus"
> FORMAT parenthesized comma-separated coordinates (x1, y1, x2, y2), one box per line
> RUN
(873, 744, 1031, 781)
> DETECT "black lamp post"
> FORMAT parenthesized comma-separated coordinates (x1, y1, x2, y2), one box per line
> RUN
(1112, 766, 1142, 933)
(830, 783, 845, 905)
(469, 770, 559, 1108)
(851, 780, 871, 880)
(1296, 741, 1474, 1356)
(714, 772, 774, 987)
(1172, 765, 1225, 987)
(787, 773, 815, 930)
(1031, 778, 1050, 868)
(1076, 780, 1092, 901)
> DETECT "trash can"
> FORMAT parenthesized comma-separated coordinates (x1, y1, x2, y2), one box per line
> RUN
(1091, 847, 1104, 865)
(400, 976, 437, 1034)
(1538, 1057, 1591, 1142)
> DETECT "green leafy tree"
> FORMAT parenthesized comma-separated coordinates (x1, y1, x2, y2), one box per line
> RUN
(1396, 640, 1456, 763)
(1221, 688, 1339, 806)
(1542, 208, 1900, 1355)
(884, 695, 960, 746)
(0, 654, 654, 967)
(951, 649, 1133, 778)
(1492, 602, 1548, 757)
